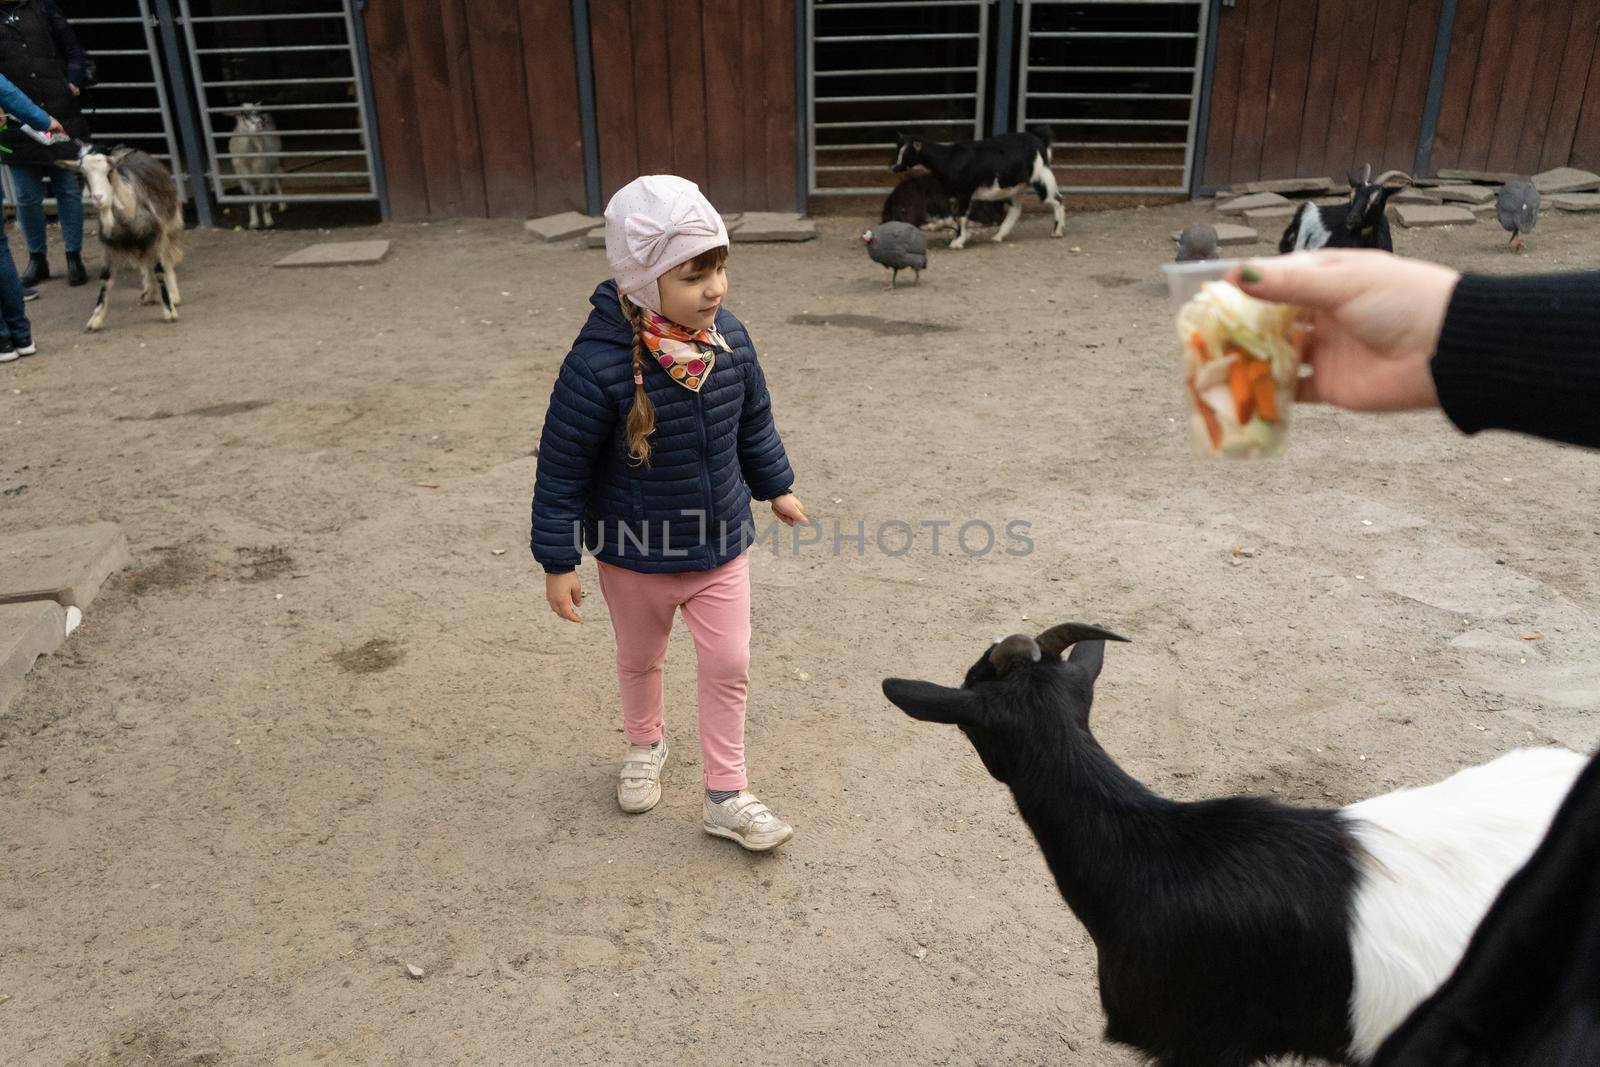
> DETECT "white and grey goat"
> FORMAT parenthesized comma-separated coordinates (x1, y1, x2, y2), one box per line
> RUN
(64, 146, 184, 332)
(884, 623, 1586, 1067)
(228, 103, 285, 230)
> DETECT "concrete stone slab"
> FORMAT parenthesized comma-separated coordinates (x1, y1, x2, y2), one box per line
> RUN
(0, 600, 65, 711)
(1434, 184, 1496, 204)
(274, 240, 391, 268)
(1229, 177, 1336, 196)
(0, 522, 132, 610)
(1170, 222, 1259, 246)
(1471, 201, 1497, 214)
(1393, 204, 1477, 228)
(1532, 167, 1600, 194)
(1437, 168, 1520, 185)
(1393, 189, 1443, 205)
(1216, 191, 1291, 215)
(1552, 193, 1600, 212)
(1244, 205, 1297, 222)
(729, 213, 815, 242)
(524, 211, 602, 242)
(584, 226, 606, 249)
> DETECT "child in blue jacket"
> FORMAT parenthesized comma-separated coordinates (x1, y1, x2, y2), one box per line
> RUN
(531, 175, 806, 851)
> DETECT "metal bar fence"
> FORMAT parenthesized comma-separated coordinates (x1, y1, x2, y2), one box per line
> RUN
(176, 0, 378, 207)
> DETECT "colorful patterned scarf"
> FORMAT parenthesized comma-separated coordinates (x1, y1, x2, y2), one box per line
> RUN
(638, 309, 730, 392)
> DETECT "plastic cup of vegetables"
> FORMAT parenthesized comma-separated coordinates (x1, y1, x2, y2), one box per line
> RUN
(1162, 263, 1305, 458)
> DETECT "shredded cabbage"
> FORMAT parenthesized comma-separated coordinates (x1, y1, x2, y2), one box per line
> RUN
(1177, 281, 1302, 458)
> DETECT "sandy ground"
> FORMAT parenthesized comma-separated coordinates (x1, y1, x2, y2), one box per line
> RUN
(3, 200, 1600, 1066)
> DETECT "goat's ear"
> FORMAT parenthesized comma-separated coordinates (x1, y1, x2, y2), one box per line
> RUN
(1066, 640, 1111, 683)
(55, 159, 82, 172)
(882, 678, 980, 725)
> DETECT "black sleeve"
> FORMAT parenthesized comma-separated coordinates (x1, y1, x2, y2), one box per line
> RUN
(44, 1, 86, 89)
(1430, 271, 1600, 450)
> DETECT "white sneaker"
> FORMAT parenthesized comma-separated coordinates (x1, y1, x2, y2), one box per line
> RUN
(703, 792, 794, 852)
(617, 741, 667, 814)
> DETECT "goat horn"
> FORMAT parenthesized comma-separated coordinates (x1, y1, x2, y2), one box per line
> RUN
(1036, 623, 1131, 658)
(1372, 170, 1412, 186)
(988, 634, 1042, 676)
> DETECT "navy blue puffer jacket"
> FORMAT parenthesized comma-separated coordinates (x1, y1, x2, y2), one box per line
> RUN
(530, 281, 794, 574)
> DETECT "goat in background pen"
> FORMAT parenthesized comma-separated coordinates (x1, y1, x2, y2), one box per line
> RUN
(228, 103, 285, 230)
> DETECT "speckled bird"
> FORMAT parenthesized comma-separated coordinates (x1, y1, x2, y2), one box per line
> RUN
(1497, 179, 1540, 254)
(860, 222, 928, 288)
(1176, 222, 1219, 262)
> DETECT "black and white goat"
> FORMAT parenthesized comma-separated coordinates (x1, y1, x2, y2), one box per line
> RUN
(64, 147, 184, 332)
(883, 623, 1584, 1067)
(889, 128, 1066, 249)
(1374, 749, 1600, 1066)
(1279, 165, 1410, 253)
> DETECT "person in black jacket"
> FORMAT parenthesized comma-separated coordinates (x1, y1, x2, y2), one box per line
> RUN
(0, 0, 91, 287)
(1232, 250, 1600, 1065)
(1230, 251, 1600, 451)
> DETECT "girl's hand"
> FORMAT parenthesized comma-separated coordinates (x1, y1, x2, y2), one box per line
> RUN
(67, 84, 79, 97)
(46, 117, 65, 137)
(1228, 251, 1458, 412)
(545, 571, 583, 623)
(771, 493, 807, 527)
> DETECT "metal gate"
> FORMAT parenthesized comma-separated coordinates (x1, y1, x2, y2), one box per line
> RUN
(806, 0, 990, 198)
(1016, 0, 1209, 194)
(176, 0, 379, 206)
(73, 3, 190, 196)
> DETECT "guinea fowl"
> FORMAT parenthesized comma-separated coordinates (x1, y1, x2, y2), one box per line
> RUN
(1175, 222, 1219, 262)
(861, 222, 928, 288)
(1497, 180, 1540, 254)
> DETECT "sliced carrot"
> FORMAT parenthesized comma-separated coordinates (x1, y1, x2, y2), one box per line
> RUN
(1189, 382, 1223, 449)
(1288, 322, 1310, 360)
(1253, 374, 1278, 422)
(1228, 358, 1254, 424)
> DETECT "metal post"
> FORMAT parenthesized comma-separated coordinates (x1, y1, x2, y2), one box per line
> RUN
(805, 0, 816, 200)
(794, 0, 807, 213)
(1188, 0, 1223, 194)
(1015, 0, 1031, 133)
(1414, 0, 1458, 179)
(151, 0, 214, 226)
(1180, 0, 1213, 196)
(992, 0, 1016, 134)
(350, 0, 390, 220)
(974, 0, 989, 139)
(570, 0, 603, 215)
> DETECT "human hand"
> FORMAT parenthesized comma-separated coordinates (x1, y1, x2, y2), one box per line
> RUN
(771, 493, 807, 527)
(545, 571, 583, 623)
(1228, 250, 1459, 412)
(46, 116, 64, 137)
(67, 83, 79, 96)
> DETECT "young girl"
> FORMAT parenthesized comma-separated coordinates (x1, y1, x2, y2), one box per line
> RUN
(531, 175, 806, 852)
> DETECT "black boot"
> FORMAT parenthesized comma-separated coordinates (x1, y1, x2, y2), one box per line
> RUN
(65, 252, 87, 287)
(19, 253, 48, 287)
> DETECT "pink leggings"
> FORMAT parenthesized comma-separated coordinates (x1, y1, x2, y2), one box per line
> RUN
(596, 553, 751, 790)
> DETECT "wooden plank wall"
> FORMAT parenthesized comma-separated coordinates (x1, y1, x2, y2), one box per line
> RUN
(1202, 0, 1442, 188)
(588, 0, 797, 212)
(364, 0, 586, 220)
(1203, 0, 1600, 188)
(1431, 0, 1600, 174)
(364, 0, 797, 220)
